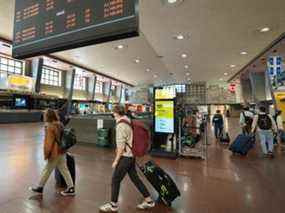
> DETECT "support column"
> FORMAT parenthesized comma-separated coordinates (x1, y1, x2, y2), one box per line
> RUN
(119, 85, 123, 104)
(34, 57, 43, 93)
(249, 72, 267, 102)
(92, 76, 97, 101)
(67, 69, 76, 114)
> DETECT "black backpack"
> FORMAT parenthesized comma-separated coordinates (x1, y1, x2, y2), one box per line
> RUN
(56, 125, 77, 151)
(257, 114, 272, 130)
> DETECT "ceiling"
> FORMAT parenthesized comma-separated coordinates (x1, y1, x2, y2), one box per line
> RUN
(0, 0, 285, 86)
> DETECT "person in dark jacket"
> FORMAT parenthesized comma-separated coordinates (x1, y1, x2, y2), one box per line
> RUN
(212, 110, 224, 140)
(57, 103, 70, 126)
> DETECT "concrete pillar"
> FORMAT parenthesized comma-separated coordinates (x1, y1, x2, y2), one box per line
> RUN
(249, 72, 267, 102)
(240, 78, 253, 104)
(67, 69, 76, 114)
(34, 57, 43, 93)
(91, 76, 97, 101)
(24, 60, 32, 77)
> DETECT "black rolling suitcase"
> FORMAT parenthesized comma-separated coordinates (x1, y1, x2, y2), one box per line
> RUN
(55, 153, 76, 187)
(140, 161, 180, 206)
(229, 134, 254, 155)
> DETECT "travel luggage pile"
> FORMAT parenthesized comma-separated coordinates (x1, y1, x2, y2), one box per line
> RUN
(96, 128, 110, 147)
(139, 161, 181, 206)
(55, 153, 76, 187)
(229, 134, 255, 155)
(219, 132, 230, 144)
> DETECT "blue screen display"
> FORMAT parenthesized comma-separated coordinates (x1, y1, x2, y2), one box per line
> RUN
(15, 98, 27, 107)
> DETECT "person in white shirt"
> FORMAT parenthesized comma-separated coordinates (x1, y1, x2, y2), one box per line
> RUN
(251, 106, 277, 157)
(240, 107, 254, 135)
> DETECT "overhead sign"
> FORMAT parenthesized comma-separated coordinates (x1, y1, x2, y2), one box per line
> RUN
(12, 0, 139, 59)
(155, 87, 176, 100)
(8, 75, 34, 91)
(155, 101, 174, 133)
(267, 56, 285, 90)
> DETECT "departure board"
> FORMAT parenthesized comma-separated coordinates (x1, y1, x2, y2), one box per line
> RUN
(12, 0, 139, 59)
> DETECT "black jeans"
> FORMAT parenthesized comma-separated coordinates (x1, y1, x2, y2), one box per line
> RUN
(214, 125, 223, 139)
(111, 156, 150, 203)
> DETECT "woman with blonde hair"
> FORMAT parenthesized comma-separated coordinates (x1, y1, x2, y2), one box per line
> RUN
(29, 109, 75, 196)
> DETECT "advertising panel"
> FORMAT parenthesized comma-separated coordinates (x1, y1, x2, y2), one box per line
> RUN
(155, 100, 174, 133)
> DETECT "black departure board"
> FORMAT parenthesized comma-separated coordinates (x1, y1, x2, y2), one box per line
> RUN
(12, 0, 139, 59)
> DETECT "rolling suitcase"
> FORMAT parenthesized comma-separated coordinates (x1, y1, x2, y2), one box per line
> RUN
(55, 153, 76, 187)
(229, 134, 254, 155)
(220, 132, 230, 144)
(140, 161, 180, 206)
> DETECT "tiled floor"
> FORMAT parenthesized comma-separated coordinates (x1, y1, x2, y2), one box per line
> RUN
(0, 119, 284, 213)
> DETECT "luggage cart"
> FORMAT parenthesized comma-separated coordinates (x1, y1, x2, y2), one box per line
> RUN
(178, 117, 208, 160)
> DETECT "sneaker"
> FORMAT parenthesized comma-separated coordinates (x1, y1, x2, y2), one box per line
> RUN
(137, 200, 155, 210)
(60, 187, 76, 196)
(29, 186, 43, 194)
(268, 152, 275, 158)
(99, 202, 118, 212)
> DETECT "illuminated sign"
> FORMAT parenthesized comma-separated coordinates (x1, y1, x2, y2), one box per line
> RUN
(13, 0, 139, 59)
(155, 101, 174, 133)
(8, 75, 34, 91)
(155, 87, 176, 100)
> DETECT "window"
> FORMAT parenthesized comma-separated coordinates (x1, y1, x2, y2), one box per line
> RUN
(0, 55, 23, 76)
(95, 80, 103, 93)
(41, 66, 61, 86)
(74, 75, 86, 90)
(176, 84, 186, 93)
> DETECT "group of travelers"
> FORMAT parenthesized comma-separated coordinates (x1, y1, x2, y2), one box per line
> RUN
(28, 104, 155, 212)
(212, 105, 285, 158)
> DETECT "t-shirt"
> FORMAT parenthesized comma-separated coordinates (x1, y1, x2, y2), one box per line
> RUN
(116, 116, 133, 157)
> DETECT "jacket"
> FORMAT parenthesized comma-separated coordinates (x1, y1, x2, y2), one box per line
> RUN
(116, 116, 133, 157)
(44, 121, 64, 160)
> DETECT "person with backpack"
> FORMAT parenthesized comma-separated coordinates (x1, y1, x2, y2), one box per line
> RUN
(251, 106, 277, 157)
(240, 106, 254, 135)
(100, 105, 155, 212)
(29, 109, 75, 196)
(212, 110, 224, 140)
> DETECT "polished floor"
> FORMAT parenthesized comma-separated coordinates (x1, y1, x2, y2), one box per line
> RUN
(0, 119, 284, 213)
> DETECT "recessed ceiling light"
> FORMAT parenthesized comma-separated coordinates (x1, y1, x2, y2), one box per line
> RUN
(173, 34, 184, 40)
(181, 53, 188, 58)
(224, 72, 228, 76)
(117, 45, 124, 49)
(186, 72, 190, 76)
(168, 0, 177, 3)
(184, 65, 189, 69)
(230, 64, 236, 68)
(260, 27, 270, 33)
(146, 68, 151, 72)
(219, 78, 224, 81)
(134, 58, 140, 64)
(153, 74, 158, 78)
(240, 51, 248, 55)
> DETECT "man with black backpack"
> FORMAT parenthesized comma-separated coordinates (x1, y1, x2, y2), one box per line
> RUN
(240, 106, 254, 135)
(251, 106, 277, 158)
(212, 110, 224, 140)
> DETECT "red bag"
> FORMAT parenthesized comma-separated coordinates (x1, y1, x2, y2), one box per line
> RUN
(118, 120, 150, 157)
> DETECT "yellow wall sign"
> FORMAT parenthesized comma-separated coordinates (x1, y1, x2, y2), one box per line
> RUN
(155, 87, 176, 100)
(155, 101, 174, 133)
(8, 75, 33, 91)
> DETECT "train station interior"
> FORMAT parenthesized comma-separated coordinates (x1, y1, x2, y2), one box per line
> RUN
(0, 0, 285, 212)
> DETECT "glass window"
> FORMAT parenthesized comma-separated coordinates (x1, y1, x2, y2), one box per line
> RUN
(95, 80, 103, 93)
(0, 55, 23, 76)
(74, 75, 86, 90)
(41, 66, 61, 86)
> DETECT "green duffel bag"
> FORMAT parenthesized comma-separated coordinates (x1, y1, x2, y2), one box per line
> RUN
(97, 128, 109, 138)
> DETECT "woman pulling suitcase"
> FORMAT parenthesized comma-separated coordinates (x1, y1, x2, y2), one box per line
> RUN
(29, 109, 75, 196)
(100, 105, 155, 212)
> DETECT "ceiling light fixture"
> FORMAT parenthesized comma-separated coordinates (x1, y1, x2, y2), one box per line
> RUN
(153, 74, 158, 78)
(168, 0, 177, 3)
(181, 53, 188, 58)
(146, 68, 151, 72)
(230, 64, 236, 68)
(219, 78, 224, 81)
(173, 34, 184, 40)
(240, 51, 248, 55)
(260, 27, 270, 33)
(186, 72, 190, 76)
(224, 72, 228, 76)
(134, 58, 140, 64)
(184, 65, 189, 69)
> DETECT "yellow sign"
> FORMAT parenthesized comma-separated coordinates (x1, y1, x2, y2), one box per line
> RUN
(155, 87, 176, 100)
(8, 75, 33, 91)
(155, 101, 174, 133)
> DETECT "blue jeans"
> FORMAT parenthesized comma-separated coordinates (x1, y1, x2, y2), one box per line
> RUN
(214, 125, 223, 139)
(258, 130, 274, 154)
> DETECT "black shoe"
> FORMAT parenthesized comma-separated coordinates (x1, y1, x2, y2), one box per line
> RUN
(60, 187, 76, 196)
(29, 186, 43, 194)
(268, 152, 275, 158)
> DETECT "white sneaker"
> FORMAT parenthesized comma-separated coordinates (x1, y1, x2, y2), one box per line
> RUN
(137, 200, 155, 210)
(99, 202, 118, 212)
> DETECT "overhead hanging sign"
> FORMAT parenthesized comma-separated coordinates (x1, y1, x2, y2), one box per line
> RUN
(267, 56, 285, 91)
(12, 0, 139, 59)
(8, 75, 34, 91)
